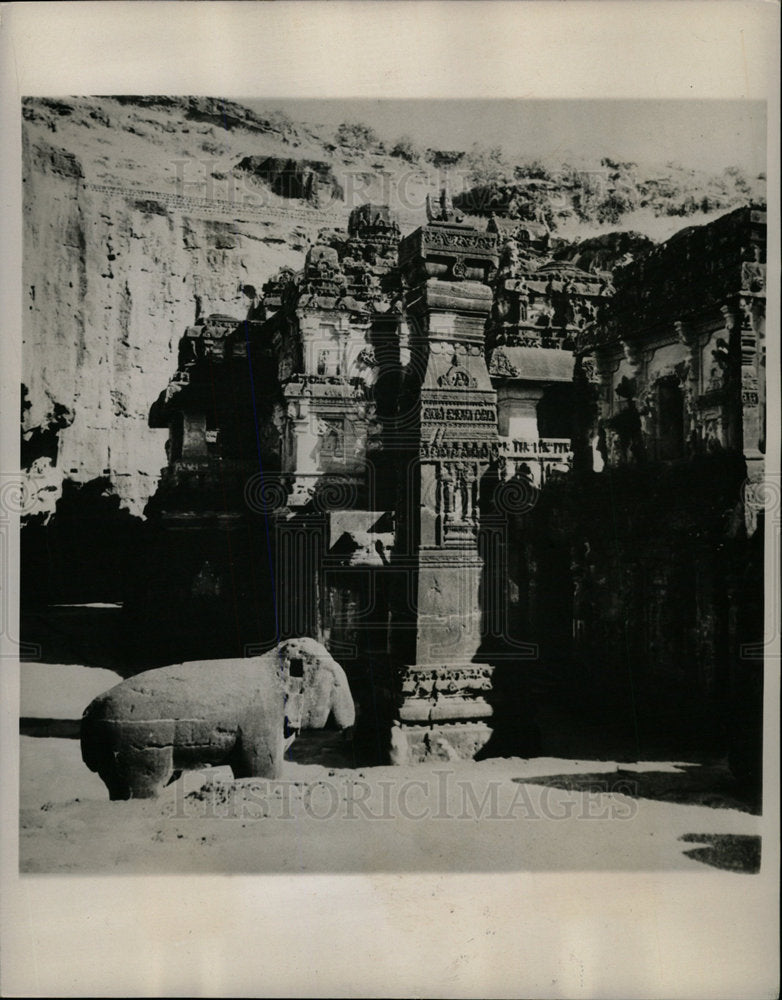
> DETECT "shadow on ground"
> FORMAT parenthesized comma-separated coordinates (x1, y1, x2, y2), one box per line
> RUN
(514, 761, 761, 815)
(285, 729, 360, 769)
(678, 833, 761, 874)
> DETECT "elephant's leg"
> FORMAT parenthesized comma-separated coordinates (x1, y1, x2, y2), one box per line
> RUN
(115, 746, 176, 799)
(230, 726, 283, 780)
(97, 764, 132, 801)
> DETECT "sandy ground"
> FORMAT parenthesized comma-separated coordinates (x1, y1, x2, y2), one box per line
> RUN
(20, 662, 123, 719)
(19, 734, 762, 875)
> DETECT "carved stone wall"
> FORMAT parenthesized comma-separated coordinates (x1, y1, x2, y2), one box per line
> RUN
(581, 205, 766, 484)
(537, 205, 767, 778)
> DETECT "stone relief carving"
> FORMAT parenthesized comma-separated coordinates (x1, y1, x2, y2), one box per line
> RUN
(316, 417, 344, 457)
(488, 349, 520, 379)
(439, 461, 480, 527)
(356, 345, 377, 369)
(438, 354, 478, 389)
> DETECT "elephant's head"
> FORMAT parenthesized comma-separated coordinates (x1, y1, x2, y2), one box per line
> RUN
(270, 638, 355, 738)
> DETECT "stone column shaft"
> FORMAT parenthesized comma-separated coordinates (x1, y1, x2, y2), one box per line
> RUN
(390, 219, 499, 762)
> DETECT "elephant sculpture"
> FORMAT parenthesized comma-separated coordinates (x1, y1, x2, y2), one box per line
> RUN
(81, 637, 355, 800)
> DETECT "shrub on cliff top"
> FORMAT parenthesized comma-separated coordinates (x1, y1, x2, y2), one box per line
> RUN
(335, 121, 378, 151)
(390, 135, 421, 163)
(465, 143, 510, 187)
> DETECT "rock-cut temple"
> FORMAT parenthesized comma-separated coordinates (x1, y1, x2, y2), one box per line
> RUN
(142, 196, 766, 778)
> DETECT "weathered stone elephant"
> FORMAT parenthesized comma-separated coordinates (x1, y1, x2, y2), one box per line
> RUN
(81, 637, 355, 799)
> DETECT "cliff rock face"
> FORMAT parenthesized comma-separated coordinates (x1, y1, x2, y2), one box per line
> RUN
(22, 102, 320, 518)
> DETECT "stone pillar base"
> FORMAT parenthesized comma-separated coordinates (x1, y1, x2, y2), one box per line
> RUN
(390, 720, 493, 764)
(389, 660, 495, 763)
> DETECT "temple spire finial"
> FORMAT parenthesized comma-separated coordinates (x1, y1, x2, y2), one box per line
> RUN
(425, 178, 462, 223)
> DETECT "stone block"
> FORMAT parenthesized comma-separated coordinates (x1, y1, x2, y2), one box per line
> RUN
(390, 721, 493, 764)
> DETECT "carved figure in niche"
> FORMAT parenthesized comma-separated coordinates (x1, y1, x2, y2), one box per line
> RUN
(580, 356, 598, 384)
(739, 296, 761, 340)
(452, 468, 466, 522)
(603, 425, 623, 466)
(516, 461, 534, 484)
(440, 464, 455, 523)
(499, 239, 520, 274)
(317, 350, 328, 375)
(603, 400, 644, 466)
(701, 415, 723, 453)
(557, 279, 576, 325)
(277, 267, 295, 287)
(500, 460, 538, 499)
(534, 302, 555, 328)
(707, 337, 730, 389)
(317, 417, 344, 457)
(493, 292, 512, 323)
(442, 462, 474, 524)
(622, 338, 644, 374)
(712, 337, 730, 367)
(353, 432, 366, 458)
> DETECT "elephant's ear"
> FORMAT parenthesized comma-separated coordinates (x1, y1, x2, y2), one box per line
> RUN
(289, 659, 328, 729)
(329, 665, 355, 729)
(296, 660, 355, 730)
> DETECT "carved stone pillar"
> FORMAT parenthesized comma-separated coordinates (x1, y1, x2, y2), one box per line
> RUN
(389, 214, 499, 762)
(720, 303, 745, 455)
(573, 351, 607, 472)
(737, 296, 764, 484)
(674, 320, 699, 452)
